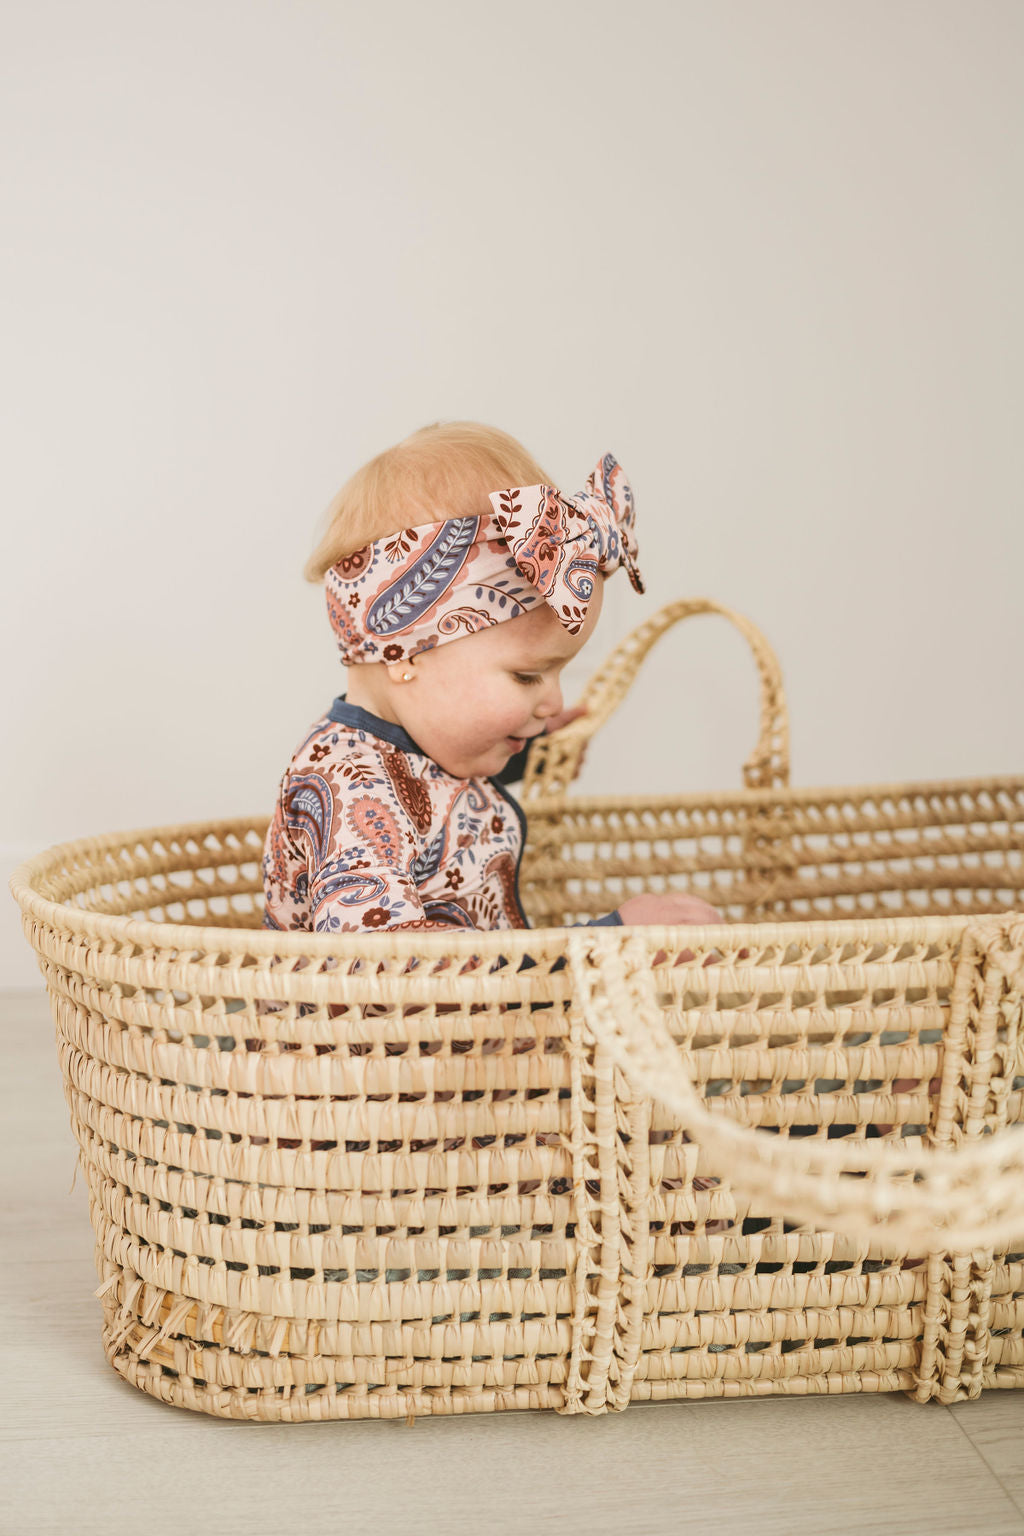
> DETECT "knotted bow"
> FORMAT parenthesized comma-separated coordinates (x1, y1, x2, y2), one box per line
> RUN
(489, 454, 644, 634)
(325, 452, 643, 665)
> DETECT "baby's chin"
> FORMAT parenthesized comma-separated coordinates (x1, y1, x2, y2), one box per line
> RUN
(425, 743, 508, 779)
(422, 729, 528, 778)
(475, 740, 524, 777)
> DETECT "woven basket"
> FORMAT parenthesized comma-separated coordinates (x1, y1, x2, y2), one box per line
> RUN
(10, 599, 1024, 1422)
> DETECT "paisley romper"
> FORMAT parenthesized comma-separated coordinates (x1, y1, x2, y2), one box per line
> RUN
(262, 698, 622, 935)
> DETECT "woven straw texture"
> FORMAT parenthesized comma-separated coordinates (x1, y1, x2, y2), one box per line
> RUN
(10, 599, 1024, 1422)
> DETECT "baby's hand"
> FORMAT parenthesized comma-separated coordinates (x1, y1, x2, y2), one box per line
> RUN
(545, 703, 588, 734)
(617, 893, 727, 968)
(617, 893, 724, 927)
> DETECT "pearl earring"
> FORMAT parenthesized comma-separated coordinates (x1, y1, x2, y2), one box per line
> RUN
(402, 671, 413, 682)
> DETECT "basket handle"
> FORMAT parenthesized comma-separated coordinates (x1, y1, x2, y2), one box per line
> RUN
(521, 598, 790, 799)
(566, 925, 1024, 1251)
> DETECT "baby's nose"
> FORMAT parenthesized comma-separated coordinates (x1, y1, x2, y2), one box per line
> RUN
(537, 682, 563, 718)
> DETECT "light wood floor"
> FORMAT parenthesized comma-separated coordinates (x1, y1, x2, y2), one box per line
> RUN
(3, 986, 1023, 1536)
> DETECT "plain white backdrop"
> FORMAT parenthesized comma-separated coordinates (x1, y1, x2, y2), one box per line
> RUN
(3, 0, 1022, 984)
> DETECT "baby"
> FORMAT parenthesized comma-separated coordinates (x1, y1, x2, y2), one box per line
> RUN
(258, 424, 920, 1226)
(262, 420, 722, 938)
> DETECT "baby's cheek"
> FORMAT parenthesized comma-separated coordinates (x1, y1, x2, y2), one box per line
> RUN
(476, 677, 520, 730)
(498, 697, 530, 735)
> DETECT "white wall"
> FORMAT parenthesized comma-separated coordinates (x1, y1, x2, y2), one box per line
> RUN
(4, 0, 1023, 985)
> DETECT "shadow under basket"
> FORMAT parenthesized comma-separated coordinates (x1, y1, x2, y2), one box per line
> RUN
(10, 598, 1024, 1422)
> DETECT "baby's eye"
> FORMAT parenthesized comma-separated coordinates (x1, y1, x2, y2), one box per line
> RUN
(513, 672, 543, 686)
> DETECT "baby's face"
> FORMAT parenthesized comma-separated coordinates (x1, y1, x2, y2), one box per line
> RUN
(392, 577, 604, 779)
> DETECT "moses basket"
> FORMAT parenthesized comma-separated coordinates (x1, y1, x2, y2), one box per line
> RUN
(11, 599, 1024, 1423)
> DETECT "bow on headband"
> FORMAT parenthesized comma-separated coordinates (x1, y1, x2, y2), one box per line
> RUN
(489, 453, 643, 633)
(325, 452, 644, 666)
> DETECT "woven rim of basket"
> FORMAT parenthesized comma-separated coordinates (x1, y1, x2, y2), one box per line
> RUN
(9, 813, 998, 967)
(12, 784, 1022, 956)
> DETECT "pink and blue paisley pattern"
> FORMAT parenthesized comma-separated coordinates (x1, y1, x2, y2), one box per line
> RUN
(325, 452, 643, 664)
(262, 700, 529, 934)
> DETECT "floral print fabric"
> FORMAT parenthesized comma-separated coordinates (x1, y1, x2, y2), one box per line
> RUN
(325, 452, 643, 666)
(262, 699, 530, 935)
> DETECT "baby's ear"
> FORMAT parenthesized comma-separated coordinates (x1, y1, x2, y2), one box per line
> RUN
(385, 659, 416, 686)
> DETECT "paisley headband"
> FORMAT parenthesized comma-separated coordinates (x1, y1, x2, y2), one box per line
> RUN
(326, 452, 643, 666)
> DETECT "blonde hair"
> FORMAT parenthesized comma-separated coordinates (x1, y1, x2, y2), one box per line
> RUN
(303, 421, 552, 584)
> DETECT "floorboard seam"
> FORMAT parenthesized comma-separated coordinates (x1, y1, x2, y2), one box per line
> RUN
(945, 1402, 1024, 1524)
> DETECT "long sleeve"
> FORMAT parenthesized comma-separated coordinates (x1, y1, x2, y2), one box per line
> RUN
(265, 700, 566, 937)
(283, 756, 480, 934)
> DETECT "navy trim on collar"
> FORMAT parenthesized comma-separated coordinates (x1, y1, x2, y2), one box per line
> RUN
(327, 696, 426, 756)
